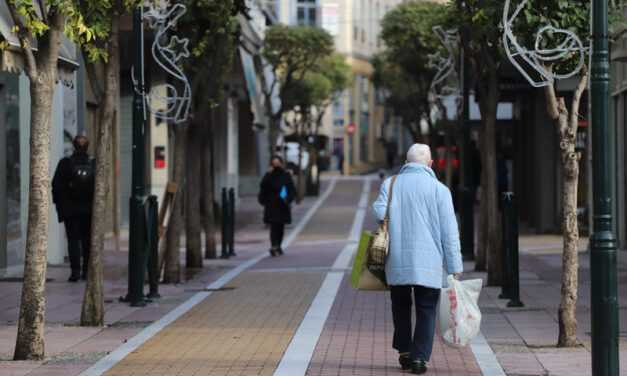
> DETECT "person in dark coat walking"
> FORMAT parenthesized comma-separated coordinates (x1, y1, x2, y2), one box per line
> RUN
(52, 135, 96, 282)
(258, 156, 296, 256)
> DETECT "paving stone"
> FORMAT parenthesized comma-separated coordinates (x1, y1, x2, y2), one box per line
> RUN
(105, 272, 324, 376)
(306, 275, 482, 375)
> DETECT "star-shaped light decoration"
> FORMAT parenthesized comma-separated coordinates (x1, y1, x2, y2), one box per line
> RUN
(164, 36, 190, 63)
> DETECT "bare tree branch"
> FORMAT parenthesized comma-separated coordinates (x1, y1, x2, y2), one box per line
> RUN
(543, 64, 561, 120)
(6, 3, 37, 79)
(84, 59, 104, 104)
(569, 67, 589, 135)
(36, 0, 47, 24)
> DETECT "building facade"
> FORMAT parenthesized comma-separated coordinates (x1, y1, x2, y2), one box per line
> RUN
(0, 0, 80, 276)
(276, 0, 406, 174)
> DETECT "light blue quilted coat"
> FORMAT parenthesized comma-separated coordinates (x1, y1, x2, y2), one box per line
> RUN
(372, 163, 463, 288)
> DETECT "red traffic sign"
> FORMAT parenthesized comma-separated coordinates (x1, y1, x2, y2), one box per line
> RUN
(346, 123, 356, 134)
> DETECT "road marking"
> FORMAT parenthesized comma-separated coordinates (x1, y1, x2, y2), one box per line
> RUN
(251, 266, 350, 273)
(80, 178, 338, 376)
(470, 331, 506, 375)
(287, 239, 347, 247)
(273, 272, 344, 376)
(349, 180, 371, 242)
(274, 179, 370, 376)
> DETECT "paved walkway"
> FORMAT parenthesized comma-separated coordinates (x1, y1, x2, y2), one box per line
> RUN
(470, 235, 627, 376)
(76, 177, 483, 376)
(0, 191, 319, 376)
(307, 275, 482, 376)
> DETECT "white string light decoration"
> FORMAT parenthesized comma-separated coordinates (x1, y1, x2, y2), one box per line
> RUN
(503, 0, 588, 88)
(428, 26, 460, 99)
(133, 2, 192, 124)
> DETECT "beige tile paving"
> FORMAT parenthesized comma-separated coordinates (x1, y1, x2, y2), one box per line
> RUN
(105, 272, 325, 376)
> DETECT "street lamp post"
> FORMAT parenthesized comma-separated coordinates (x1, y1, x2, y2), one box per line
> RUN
(127, 7, 148, 307)
(590, 0, 619, 374)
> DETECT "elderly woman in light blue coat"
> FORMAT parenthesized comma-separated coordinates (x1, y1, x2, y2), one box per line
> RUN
(373, 143, 463, 375)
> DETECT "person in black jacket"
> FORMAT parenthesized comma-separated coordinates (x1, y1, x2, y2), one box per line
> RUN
(258, 156, 296, 256)
(52, 135, 96, 282)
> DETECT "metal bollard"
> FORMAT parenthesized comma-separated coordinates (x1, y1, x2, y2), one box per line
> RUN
(499, 192, 513, 300)
(221, 188, 230, 259)
(228, 188, 236, 257)
(146, 195, 160, 299)
(121, 196, 148, 307)
(461, 187, 475, 261)
(501, 192, 524, 307)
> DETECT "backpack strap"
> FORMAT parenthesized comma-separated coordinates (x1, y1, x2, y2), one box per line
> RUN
(383, 175, 398, 229)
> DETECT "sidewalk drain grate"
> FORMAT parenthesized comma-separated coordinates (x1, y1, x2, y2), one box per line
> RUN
(108, 321, 153, 328)
(185, 287, 236, 292)
(482, 307, 545, 314)
(0, 277, 54, 282)
(45, 351, 110, 364)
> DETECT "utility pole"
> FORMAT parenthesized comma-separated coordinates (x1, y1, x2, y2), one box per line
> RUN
(127, 6, 148, 307)
(590, 0, 619, 374)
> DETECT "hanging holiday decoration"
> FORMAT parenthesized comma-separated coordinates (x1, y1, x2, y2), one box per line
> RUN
(428, 26, 460, 99)
(503, 0, 587, 88)
(133, 2, 192, 123)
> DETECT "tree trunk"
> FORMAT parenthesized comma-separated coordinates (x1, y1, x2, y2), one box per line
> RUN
(405, 122, 422, 143)
(444, 123, 454, 189)
(163, 124, 187, 283)
(479, 76, 502, 286)
(202, 113, 217, 259)
(296, 127, 305, 203)
(81, 17, 120, 327)
(544, 69, 587, 348)
(475, 131, 488, 272)
(269, 116, 281, 156)
(558, 130, 580, 347)
(14, 82, 55, 361)
(185, 122, 202, 268)
(13, 11, 64, 361)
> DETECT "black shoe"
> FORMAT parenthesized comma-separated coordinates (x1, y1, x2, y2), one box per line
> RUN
(68, 273, 80, 282)
(411, 360, 428, 375)
(277, 248, 284, 256)
(269, 249, 277, 257)
(399, 353, 412, 370)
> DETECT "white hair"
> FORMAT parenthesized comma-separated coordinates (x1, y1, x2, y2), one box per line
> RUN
(406, 143, 432, 165)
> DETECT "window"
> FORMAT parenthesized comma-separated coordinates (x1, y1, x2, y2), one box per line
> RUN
(333, 94, 345, 127)
(297, 0, 317, 26)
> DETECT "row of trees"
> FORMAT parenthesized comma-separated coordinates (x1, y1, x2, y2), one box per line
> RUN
(9, 0, 349, 361)
(374, 0, 621, 348)
(9, 0, 147, 359)
(262, 25, 350, 197)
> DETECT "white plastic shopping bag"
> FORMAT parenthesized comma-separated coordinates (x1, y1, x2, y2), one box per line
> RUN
(439, 276, 483, 347)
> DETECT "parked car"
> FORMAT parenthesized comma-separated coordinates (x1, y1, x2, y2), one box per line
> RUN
(283, 142, 310, 173)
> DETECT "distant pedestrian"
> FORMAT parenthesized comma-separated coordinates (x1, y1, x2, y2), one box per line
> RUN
(258, 156, 296, 257)
(52, 135, 96, 282)
(373, 143, 463, 375)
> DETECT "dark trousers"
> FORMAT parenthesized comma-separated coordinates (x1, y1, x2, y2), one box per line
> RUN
(64, 215, 92, 276)
(270, 223, 285, 249)
(390, 285, 440, 361)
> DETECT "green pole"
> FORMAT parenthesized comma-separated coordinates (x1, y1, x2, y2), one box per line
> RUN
(127, 6, 147, 307)
(590, 0, 619, 374)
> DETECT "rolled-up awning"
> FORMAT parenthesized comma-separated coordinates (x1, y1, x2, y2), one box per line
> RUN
(0, 1, 79, 79)
(239, 46, 265, 129)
